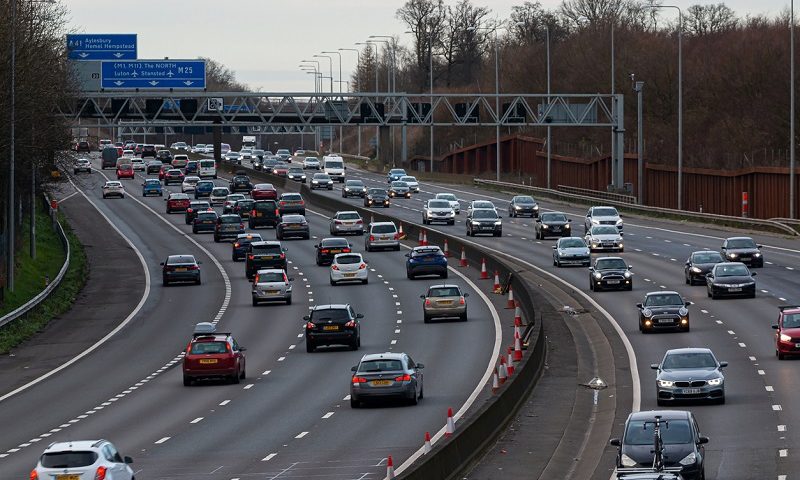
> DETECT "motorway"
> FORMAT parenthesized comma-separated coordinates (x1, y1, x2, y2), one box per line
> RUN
(0, 156, 505, 479)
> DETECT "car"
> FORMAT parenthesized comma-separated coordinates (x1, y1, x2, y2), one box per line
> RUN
(31, 439, 135, 480)
(584, 225, 624, 252)
(535, 211, 572, 239)
(131, 157, 146, 171)
(142, 178, 163, 197)
(303, 156, 321, 169)
(287, 167, 307, 183)
(706, 262, 756, 299)
(252, 156, 263, 170)
(163, 168, 185, 185)
(276, 214, 310, 240)
(185, 160, 199, 175)
(214, 214, 244, 242)
(157, 164, 172, 181)
(315, 237, 352, 265)
(156, 149, 173, 163)
(173, 141, 189, 151)
(194, 179, 215, 198)
(223, 151, 241, 164)
(210, 186, 230, 205)
(233, 198, 255, 218)
(365, 222, 400, 251)
(122, 149, 135, 157)
(182, 322, 245, 385)
(116, 163, 134, 179)
(278, 193, 306, 215)
(310, 172, 334, 190)
(232, 233, 263, 261)
(350, 352, 424, 407)
(192, 144, 206, 153)
(165, 192, 191, 213)
(245, 241, 287, 278)
(342, 179, 367, 198)
(651, 347, 725, 405)
(251, 183, 278, 200)
(276, 148, 292, 162)
(220, 143, 231, 155)
(422, 199, 455, 225)
(720, 236, 763, 267)
(248, 200, 280, 229)
(330, 252, 369, 285)
(146, 160, 163, 174)
(251, 268, 294, 305)
(273, 163, 290, 176)
(171, 154, 189, 169)
(229, 173, 253, 193)
(466, 208, 502, 237)
(508, 195, 540, 217)
(330, 211, 364, 235)
(98, 139, 113, 150)
(684, 251, 724, 285)
(388, 181, 412, 198)
(610, 410, 708, 480)
(185, 200, 211, 224)
(421, 284, 469, 322)
(73, 158, 92, 174)
(262, 158, 280, 173)
(102, 180, 124, 199)
(387, 168, 407, 182)
(294, 149, 306, 156)
(252, 149, 265, 160)
(637, 291, 690, 332)
(406, 246, 448, 279)
(223, 194, 247, 214)
(589, 256, 633, 291)
(192, 211, 218, 233)
(552, 236, 591, 267)
(134, 144, 144, 155)
(399, 175, 420, 193)
(435, 193, 461, 214)
(198, 159, 217, 178)
(161, 254, 201, 285)
(585, 206, 623, 233)
(177, 176, 198, 194)
(773, 305, 800, 359)
(239, 149, 254, 162)
(467, 200, 496, 216)
(364, 188, 391, 208)
(141, 144, 158, 158)
(75, 140, 91, 153)
(304, 304, 362, 352)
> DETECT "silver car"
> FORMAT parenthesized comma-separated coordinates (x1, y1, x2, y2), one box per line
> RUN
(435, 193, 461, 214)
(330, 253, 369, 285)
(210, 187, 230, 205)
(584, 225, 624, 252)
(585, 206, 623, 233)
(330, 211, 364, 235)
(251, 269, 293, 305)
(467, 200, 496, 217)
(399, 175, 420, 193)
(365, 222, 400, 251)
(182, 175, 200, 193)
(552, 237, 591, 267)
(422, 199, 455, 225)
(303, 156, 321, 169)
(421, 284, 469, 322)
(652, 347, 726, 405)
(350, 352, 424, 407)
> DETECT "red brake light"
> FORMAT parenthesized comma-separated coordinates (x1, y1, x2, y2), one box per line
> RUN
(335, 220, 343, 224)
(459, 296, 466, 305)
(248, 254, 255, 260)
(226, 343, 232, 353)
(332, 264, 339, 270)
(300, 200, 305, 205)
(369, 235, 375, 241)
(345, 320, 356, 327)
(321, 249, 329, 254)
(425, 298, 431, 306)
(343, 247, 351, 253)
(279, 201, 286, 206)
(30, 469, 38, 480)
(306, 321, 315, 329)
(187, 208, 193, 213)
(94, 466, 107, 480)
(251, 209, 256, 216)
(188, 265, 199, 270)
(352, 376, 367, 383)
(395, 374, 412, 382)
(275, 209, 279, 216)
(234, 243, 240, 248)
(356, 219, 363, 224)
(240, 223, 244, 229)
(279, 253, 286, 259)
(393, 233, 400, 240)
(359, 263, 367, 269)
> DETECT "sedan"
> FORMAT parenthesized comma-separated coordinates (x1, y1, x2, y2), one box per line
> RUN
(223, 194, 247, 214)
(350, 352, 423, 407)
(435, 193, 460, 214)
(181, 175, 201, 193)
(773, 305, 800, 359)
(535, 212, 572, 239)
(421, 284, 469, 322)
(192, 211, 218, 233)
(330, 253, 369, 285)
(161, 254, 201, 285)
(589, 257, 633, 291)
(508, 195, 539, 217)
(163, 169, 185, 185)
(277, 214, 310, 240)
(684, 251, 724, 285)
(102, 180, 125, 199)
(303, 156, 321, 169)
(232, 233, 263, 261)
(721, 236, 763, 267)
(251, 268, 293, 305)
(146, 160, 163, 174)
(287, 167, 307, 183)
(223, 151, 241, 164)
(637, 290, 690, 332)
(229, 174, 253, 193)
(310, 172, 334, 190)
(142, 178, 163, 197)
(330, 211, 364, 235)
(388, 181, 412, 198)
(342, 179, 368, 198)
(165, 192, 191, 213)
(387, 168, 406, 182)
(422, 199, 455, 225)
(315, 237, 352, 265)
(651, 348, 726, 405)
(552, 237, 591, 267)
(584, 225, 624, 252)
(365, 188, 391, 207)
(399, 175, 420, 193)
(466, 209, 502, 237)
(273, 163, 290, 176)
(251, 183, 278, 200)
(406, 246, 448, 279)
(706, 262, 756, 299)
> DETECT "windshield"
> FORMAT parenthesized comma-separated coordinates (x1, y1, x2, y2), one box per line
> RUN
(369, 188, 386, 195)
(200, 160, 215, 167)
(428, 287, 461, 297)
(282, 194, 302, 201)
(346, 181, 365, 187)
(662, 352, 717, 369)
(625, 419, 692, 445)
(322, 238, 349, 247)
(197, 213, 217, 221)
(515, 196, 535, 204)
(256, 272, 285, 282)
(559, 238, 586, 249)
(437, 194, 456, 201)
(251, 244, 282, 255)
(727, 238, 756, 249)
(784, 313, 800, 328)
(311, 308, 350, 322)
(715, 264, 750, 276)
(288, 168, 303, 173)
(593, 207, 619, 217)
(472, 210, 498, 219)
(392, 181, 408, 187)
(167, 255, 195, 265)
(282, 215, 305, 223)
(595, 258, 627, 270)
(190, 341, 228, 354)
(227, 195, 245, 201)
(400, 176, 417, 182)
(325, 161, 343, 168)
(314, 174, 330, 180)
(644, 293, 684, 307)
(389, 169, 406, 175)
(692, 252, 723, 263)
(220, 216, 240, 224)
(40, 451, 99, 468)
(413, 247, 443, 257)
(212, 188, 229, 195)
(541, 213, 567, 222)
(428, 200, 451, 208)
(335, 254, 362, 264)
(359, 359, 403, 372)
(337, 212, 361, 220)
(591, 226, 619, 235)
(371, 224, 397, 234)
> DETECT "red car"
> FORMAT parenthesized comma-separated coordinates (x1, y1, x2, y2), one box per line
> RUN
(163, 169, 185, 185)
(116, 164, 135, 179)
(158, 164, 172, 181)
(251, 183, 278, 200)
(166, 192, 191, 213)
(182, 323, 246, 385)
(115, 146, 124, 157)
(273, 164, 289, 176)
(773, 305, 800, 359)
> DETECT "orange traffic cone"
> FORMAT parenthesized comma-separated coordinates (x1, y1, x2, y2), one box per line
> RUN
(506, 347, 515, 376)
(514, 331, 523, 361)
(386, 455, 395, 478)
(443, 238, 450, 257)
(424, 432, 432, 454)
(493, 271, 502, 293)
(505, 286, 515, 309)
(491, 372, 500, 393)
(422, 230, 428, 246)
(498, 356, 507, 384)
(418, 229, 424, 246)
(514, 306, 523, 338)
(445, 408, 455, 437)
(398, 222, 406, 239)
(459, 247, 468, 267)
(480, 258, 489, 279)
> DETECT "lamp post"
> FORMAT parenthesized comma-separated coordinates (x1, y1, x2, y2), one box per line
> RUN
(313, 54, 334, 93)
(340, 48, 362, 156)
(356, 42, 380, 161)
(632, 75, 644, 204)
(323, 51, 344, 153)
(792, 0, 796, 218)
(546, 25, 551, 189)
(365, 39, 395, 164)
(369, 36, 396, 92)
(645, 5, 683, 210)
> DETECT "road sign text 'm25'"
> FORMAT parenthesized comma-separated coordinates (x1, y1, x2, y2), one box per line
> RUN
(100, 60, 206, 90)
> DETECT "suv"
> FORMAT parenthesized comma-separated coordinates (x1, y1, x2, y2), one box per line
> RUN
(585, 206, 623, 233)
(422, 199, 455, 225)
(248, 200, 280, 229)
(350, 352, 424, 407)
(245, 241, 287, 278)
(229, 173, 253, 193)
(406, 246, 448, 279)
(315, 237, 352, 265)
(141, 144, 157, 158)
(342, 179, 367, 198)
(75, 140, 91, 153)
(214, 214, 245, 242)
(278, 193, 306, 215)
(365, 222, 400, 251)
(31, 440, 134, 480)
(101, 146, 120, 169)
(182, 322, 246, 385)
(172, 154, 189, 169)
(304, 304, 362, 352)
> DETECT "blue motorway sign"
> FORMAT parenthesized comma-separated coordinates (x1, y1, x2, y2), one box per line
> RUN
(67, 34, 137, 60)
(100, 60, 206, 89)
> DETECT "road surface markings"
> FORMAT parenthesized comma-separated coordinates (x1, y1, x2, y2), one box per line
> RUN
(278, 356, 286, 362)
(779, 449, 788, 457)
(295, 431, 309, 439)
(288, 345, 296, 350)
(190, 417, 204, 424)
(343, 395, 351, 400)
(758, 370, 766, 375)
(749, 356, 757, 361)
(219, 400, 231, 406)
(773, 405, 783, 411)
(766, 386, 774, 392)
(263, 370, 272, 375)
(391, 339, 397, 345)
(739, 343, 746, 348)
(322, 412, 334, 419)
(243, 384, 254, 390)
(700, 309, 709, 314)
(154, 437, 170, 444)
(261, 453, 277, 462)
(727, 330, 736, 335)
(778, 425, 787, 431)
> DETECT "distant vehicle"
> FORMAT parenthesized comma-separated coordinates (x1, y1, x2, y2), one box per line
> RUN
(684, 251, 724, 285)
(185, 200, 211, 224)
(182, 322, 245, 385)
(365, 188, 390, 208)
(323, 155, 346, 182)
(315, 237, 352, 266)
(73, 158, 92, 174)
(365, 222, 400, 251)
(421, 284, 468, 322)
(223, 194, 247, 214)
(192, 211, 218, 234)
(75, 140, 91, 153)
(146, 160, 163, 174)
(161, 254, 202, 286)
(552, 237, 590, 267)
(142, 178, 163, 197)
(252, 268, 293, 305)
(102, 180, 125, 199)
(198, 159, 217, 179)
(131, 157, 146, 171)
(242, 135, 257, 149)
(272, 163, 290, 176)
(310, 172, 334, 190)
(220, 143, 231, 155)
(720, 236, 763, 267)
(535, 212, 572, 239)
(165, 192, 191, 213)
(229, 173, 253, 193)
(465, 209, 502, 237)
(248, 200, 280, 229)
(388, 181, 411, 198)
(276, 214, 310, 240)
(172, 154, 189, 169)
(192, 144, 206, 153)
(342, 179, 367, 198)
(214, 214, 245, 243)
(278, 193, 306, 216)
(508, 195, 539, 217)
(467, 200, 496, 217)
(101, 146, 120, 169)
(223, 151, 241, 164)
(141, 144, 157, 158)
(637, 291, 690, 332)
(589, 256, 633, 291)
(435, 193, 460, 214)
(303, 156, 320, 169)
(163, 169, 185, 185)
(210, 187, 230, 205)
(329, 211, 364, 236)
(287, 167, 307, 183)
(173, 141, 189, 151)
(31, 440, 134, 480)
(232, 233, 263, 261)
(194, 180, 215, 199)
(98, 139, 113, 151)
(157, 149, 173, 163)
(304, 304, 362, 352)
(251, 183, 278, 200)
(182, 175, 201, 193)
(387, 168, 406, 182)
(276, 148, 291, 161)
(350, 352, 423, 407)
(422, 199, 455, 225)
(585, 206, 623, 233)
(406, 246, 448, 279)
(773, 305, 800, 360)
(399, 175, 420, 193)
(584, 225, 624, 252)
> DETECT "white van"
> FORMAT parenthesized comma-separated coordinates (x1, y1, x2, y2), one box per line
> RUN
(323, 156, 345, 183)
(198, 159, 217, 179)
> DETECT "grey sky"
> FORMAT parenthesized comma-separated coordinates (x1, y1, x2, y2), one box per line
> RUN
(65, 0, 790, 92)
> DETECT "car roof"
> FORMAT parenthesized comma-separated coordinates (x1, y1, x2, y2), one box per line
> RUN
(311, 304, 350, 310)
(627, 410, 691, 421)
(251, 240, 282, 246)
(664, 347, 713, 356)
(360, 352, 405, 362)
(370, 222, 396, 227)
(333, 252, 362, 259)
(281, 214, 306, 220)
(255, 268, 286, 275)
(428, 284, 461, 289)
(595, 256, 625, 261)
(44, 440, 105, 452)
(725, 236, 754, 241)
(167, 254, 197, 262)
(645, 290, 681, 297)
(714, 261, 747, 267)
(219, 214, 240, 218)
(236, 233, 262, 239)
(321, 237, 349, 244)
(335, 210, 360, 216)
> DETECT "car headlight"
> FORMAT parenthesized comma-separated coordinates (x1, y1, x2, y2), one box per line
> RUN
(620, 454, 637, 467)
(494, 221, 502, 225)
(707, 377, 723, 386)
(312, 180, 318, 184)
(754, 252, 762, 257)
(592, 242, 599, 247)
(533, 205, 539, 210)
(624, 271, 632, 278)
(679, 452, 697, 466)
(728, 252, 738, 258)
(642, 308, 653, 317)
(542, 224, 549, 229)
(781, 333, 793, 342)
(658, 379, 675, 387)
(690, 266, 702, 273)
(564, 224, 571, 229)
(678, 307, 688, 316)
(514, 205, 522, 210)
(593, 272, 602, 279)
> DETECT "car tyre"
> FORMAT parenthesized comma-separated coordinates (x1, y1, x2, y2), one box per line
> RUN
(231, 369, 240, 384)
(394, 245, 401, 251)
(306, 342, 315, 353)
(362, 278, 368, 285)
(286, 297, 292, 305)
(350, 397, 360, 408)
(330, 278, 336, 286)
(423, 314, 431, 324)
(589, 280, 594, 291)
(252, 298, 259, 306)
(778, 351, 786, 360)
(656, 398, 665, 406)
(441, 270, 448, 279)
(183, 375, 193, 386)
(460, 312, 467, 322)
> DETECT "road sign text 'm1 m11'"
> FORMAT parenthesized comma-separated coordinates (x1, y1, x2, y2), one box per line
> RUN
(100, 60, 206, 90)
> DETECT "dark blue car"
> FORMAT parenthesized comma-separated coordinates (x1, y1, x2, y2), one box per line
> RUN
(185, 161, 199, 175)
(194, 180, 215, 199)
(142, 179, 163, 197)
(405, 246, 448, 279)
(231, 233, 263, 261)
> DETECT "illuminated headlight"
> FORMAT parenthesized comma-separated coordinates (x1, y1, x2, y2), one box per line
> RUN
(658, 379, 674, 387)
(707, 377, 723, 386)
(679, 452, 697, 466)
(592, 242, 599, 248)
(514, 205, 522, 210)
(533, 205, 539, 210)
(564, 224, 571, 229)
(344, 188, 350, 191)
(624, 271, 632, 278)
(542, 224, 549, 229)
(728, 252, 738, 258)
(642, 308, 653, 317)
(593, 272, 602, 280)
(494, 221, 502, 225)
(616, 218, 623, 225)
(312, 180, 318, 184)
(678, 307, 688, 316)
(690, 266, 702, 273)
(754, 252, 762, 257)
(620, 454, 637, 467)
(781, 333, 793, 342)
(618, 242, 624, 248)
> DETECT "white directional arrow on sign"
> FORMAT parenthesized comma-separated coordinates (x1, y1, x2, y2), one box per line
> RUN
(183, 81, 194, 86)
(113, 52, 123, 58)
(149, 81, 159, 86)
(114, 81, 124, 86)
(78, 52, 89, 58)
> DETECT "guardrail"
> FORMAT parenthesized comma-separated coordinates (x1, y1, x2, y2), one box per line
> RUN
(556, 184, 637, 204)
(476, 178, 799, 236)
(0, 195, 71, 329)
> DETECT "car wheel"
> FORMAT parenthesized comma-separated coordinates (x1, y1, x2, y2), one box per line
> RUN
(365, 244, 371, 252)
(460, 312, 468, 322)
(707, 287, 712, 298)
(778, 351, 786, 360)
(330, 278, 336, 286)
(241, 368, 246, 380)
(214, 236, 220, 243)
(656, 398, 665, 406)
(195, 278, 201, 285)
(183, 375, 193, 386)
(589, 280, 594, 291)
(407, 272, 414, 280)
(494, 231, 502, 237)
(717, 396, 725, 405)
(350, 339, 359, 351)
(306, 342, 315, 353)
(639, 322, 644, 333)
(685, 274, 690, 285)
(441, 270, 448, 279)
(394, 245, 400, 251)
(683, 324, 690, 332)
(286, 296, 292, 305)
(252, 298, 259, 306)
(231, 369, 240, 384)
(362, 278, 368, 285)
(448, 220, 454, 225)
(408, 392, 418, 405)
(350, 397, 360, 408)
(626, 284, 632, 291)
(466, 229, 471, 237)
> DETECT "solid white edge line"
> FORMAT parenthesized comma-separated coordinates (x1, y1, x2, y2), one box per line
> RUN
(0, 175, 152, 404)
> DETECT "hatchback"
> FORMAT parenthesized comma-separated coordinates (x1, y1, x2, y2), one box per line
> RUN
(245, 241, 287, 278)
(233, 199, 256, 218)
(508, 195, 539, 217)
(304, 304, 362, 352)
(223, 194, 247, 214)
(350, 352, 424, 407)
(406, 246, 448, 279)
(185, 201, 211, 224)
(210, 187, 230, 205)
(637, 291, 690, 332)
(73, 158, 92, 174)
(251, 269, 293, 305)
(330, 253, 369, 285)
(277, 214, 310, 240)
(194, 180, 215, 198)
(342, 179, 367, 198)
(232, 233, 263, 261)
(330, 211, 364, 235)
(421, 284, 469, 322)
(161, 254, 202, 285)
(182, 323, 246, 385)
(31, 440, 134, 480)
(365, 222, 400, 251)
(773, 305, 800, 359)
(315, 238, 352, 265)
(287, 167, 307, 183)
(181, 175, 200, 193)
(142, 178, 163, 197)
(251, 183, 278, 200)
(720, 236, 763, 267)
(278, 193, 306, 215)
(165, 192, 191, 213)
(192, 211, 218, 234)
(248, 200, 280, 229)
(116, 163, 134, 180)
(214, 214, 245, 242)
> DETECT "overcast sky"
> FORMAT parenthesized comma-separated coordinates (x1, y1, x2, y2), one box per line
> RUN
(64, 0, 789, 92)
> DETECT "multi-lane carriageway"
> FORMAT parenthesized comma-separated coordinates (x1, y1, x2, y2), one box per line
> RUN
(2, 154, 800, 479)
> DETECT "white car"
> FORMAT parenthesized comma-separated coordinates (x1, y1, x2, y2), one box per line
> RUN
(303, 157, 320, 169)
(131, 157, 145, 171)
(399, 175, 420, 193)
(182, 175, 201, 192)
(240, 149, 254, 162)
(330, 252, 369, 285)
(32, 440, 135, 480)
(210, 186, 230, 205)
(102, 180, 125, 198)
(192, 144, 206, 153)
(251, 268, 293, 305)
(422, 199, 455, 225)
(435, 193, 461, 214)
(73, 158, 92, 174)
(584, 225, 624, 252)
(467, 200, 496, 217)
(584, 206, 623, 233)
(122, 149, 135, 157)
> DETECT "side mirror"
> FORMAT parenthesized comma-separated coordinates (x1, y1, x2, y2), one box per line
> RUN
(416, 363, 425, 369)
(124, 456, 134, 464)
(718, 361, 728, 368)
(351, 366, 358, 372)
(197, 261, 203, 265)
(635, 303, 643, 309)
(159, 262, 165, 266)
(313, 245, 318, 248)
(239, 347, 247, 352)
(685, 261, 691, 266)
(698, 436, 710, 445)
(463, 292, 470, 297)
(303, 315, 310, 321)
(609, 438, 621, 447)
(356, 313, 364, 319)
(588, 267, 594, 271)
(751, 272, 758, 277)
(420, 294, 426, 299)
(650, 363, 659, 369)
(283, 248, 288, 252)
(552, 246, 557, 250)
(758, 244, 763, 249)
(772, 324, 780, 330)
(535, 219, 542, 223)
(567, 218, 572, 222)
(628, 265, 633, 270)
(721, 246, 727, 250)
(164, 198, 167, 201)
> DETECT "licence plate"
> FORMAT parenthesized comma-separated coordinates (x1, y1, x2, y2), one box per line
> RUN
(175, 268, 187, 272)
(682, 388, 701, 394)
(256, 212, 263, 217)
(322, 325, 339, 331)
(266, 290, 278, 294)
(344, 273, 356, 278)
(552, 227, 561, 232)
(381, 235, 390, 240)
(203, 220, 213, 224)
(371, 380, 391, 386)
(330, 249, 341, 254)
(728, 287, 742, 292)
(658, 319, 674, 324)
(199, 359, 218, 364)
(57, 476, 80, 480)
(438, 300, 453, 305)
(289, 224, 301, 228)
(606, 279, 620, 284)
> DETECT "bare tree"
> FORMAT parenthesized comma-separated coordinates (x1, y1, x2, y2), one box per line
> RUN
(441, 0, 492, 87)
(560, 0, 648, 29)
(397, 0, 446, 90)
(509, 1, 570, 44)
(200, 57, 247, 91)
(685, 3, 738, 36)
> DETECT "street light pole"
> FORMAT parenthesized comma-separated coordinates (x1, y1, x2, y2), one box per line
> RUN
(467, 25, 503, 182)
(313, 54, 334, 93)
(792, 0, 796, 218)
(546, 25, 551, 189)
(632, 76, 644, 204)
(323, 51, 344, 153)
(340, 48, 362, 156)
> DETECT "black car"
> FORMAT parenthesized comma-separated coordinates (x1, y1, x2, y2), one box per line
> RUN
(720, 236, 763, 267)
(508, 195, 539, 218)
(589, 257, 633, 291)
(706, 262, 756, 299)
(466, 209, 502, 237)
(214, 214, 245, 243)
(76, 141, 91, 153)
(342, 180, 367, 198)
(245, 241, 287, 278)
(610, 410, 708, 480)
(364, 188, 390, 207)
(262, 158, 280, 173)
(229, 173, 253, 193)
(684, 251, 724, 285)
(310, 172, 334, 190)
(278, 193, 306, 215)
(248, 200, 280, 229)
(304, 304, 362, 352)
(232, 233, 263, 261)
(146, 160, 163, 174)
(161, 254, 202, 286)
(156, 150, 173, 163)
(277, 214, 310, 240)
(233, 199, 256, 218)
(315, 237, 352, 266)
(534, 212, 572, 239)
(192, 211, 218, 234)
(637, 291, 691, 332)
(142, 144, 157, 158)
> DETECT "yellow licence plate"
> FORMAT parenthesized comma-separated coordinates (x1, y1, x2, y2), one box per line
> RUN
(438, 300, 453, 305)
(371, 380, 392, 386)
(344, 273, 356, 277)
(322, 325, 339, 331)
(199, 359, 218, 364)
(57, 476, 80, 480)
(330, 249, 341, 254)
(175, 268, 187, 272)
(266, 290, 278, 294)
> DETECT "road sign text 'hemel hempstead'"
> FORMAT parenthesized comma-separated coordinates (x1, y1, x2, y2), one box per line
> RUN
(67, 34, 137, 60)
(101, 60, 206, 90)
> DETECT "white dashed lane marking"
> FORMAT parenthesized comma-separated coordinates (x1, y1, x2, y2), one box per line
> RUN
(154, 437, 171, 444)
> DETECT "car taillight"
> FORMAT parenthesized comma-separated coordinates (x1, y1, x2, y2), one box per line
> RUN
(356, 219, 363, 224)
(240, 223, 244, 229)
(251, 209, 256, 216)
(275, 209, 279, 216)
(29, 469, 38, 480)
(185, 342, 192, 354)
(335, 220, 343, 224)
(369, 235, 375, 241)
(188, 265, 199, 270)
(459, 296, 466, 305)
(352, 376, 367, 384)
(345, 320, 356, 328)
(425, 299, 431, 306)
(306, 321, 315, 329)
(300, 200, 305, 205)
(94, 466, 107, 480)
(279, 201, 286, 206)
(234, 243, 240, 248)
(253, 274, 260, 283)
(359, 263, 367, 269)
(393, 233, 400, 240)
(187, 208, 193, 213)
(226, 343, 232, 353)
(343, 248, 351, 253)
(395, 374, 412, 382)
(248, 254, 255, 260)
(321, 249, 329, 254)
(279, 253, 286, 259)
